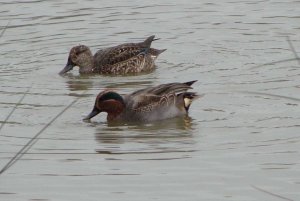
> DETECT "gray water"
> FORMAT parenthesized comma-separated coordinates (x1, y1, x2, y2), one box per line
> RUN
(0, 0, 300, 200)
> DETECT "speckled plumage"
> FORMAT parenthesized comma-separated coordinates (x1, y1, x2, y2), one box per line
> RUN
(84, 81, 201, 122)
(59, 35, 166, 75)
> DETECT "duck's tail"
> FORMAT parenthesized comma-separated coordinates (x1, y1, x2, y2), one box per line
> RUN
(179, 92, 204, 112)
(149, 48, 167, 57)
(184, 80, 198, 87)
(142, 35, 160, 48)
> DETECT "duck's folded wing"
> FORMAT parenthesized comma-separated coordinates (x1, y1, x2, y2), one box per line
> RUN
(130, 81, 197, 97)
(126, 94, 176, 113)
(94, 46, 148, 67)
(93, 35, 157, 67)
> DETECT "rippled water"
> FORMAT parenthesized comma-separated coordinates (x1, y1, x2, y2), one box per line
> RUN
(1, 0, 300, 200)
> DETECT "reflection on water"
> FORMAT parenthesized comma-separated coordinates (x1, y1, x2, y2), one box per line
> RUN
(63, 73, 156, 92)
(65, 79, 93, 91)
(1, 0, 300, 201)
(94, 115, 195, 145)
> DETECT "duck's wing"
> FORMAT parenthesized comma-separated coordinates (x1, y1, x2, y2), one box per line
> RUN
(94, 46, 140, 66)
(130, 80, 197, 97)
(125, 94, 176, 113)
(95, 48, 154, 74)
(94, 35, 157, 67)
(125, 81, 198, 112)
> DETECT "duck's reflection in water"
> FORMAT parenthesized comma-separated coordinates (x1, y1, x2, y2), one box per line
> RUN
(93, 115, 196, 146)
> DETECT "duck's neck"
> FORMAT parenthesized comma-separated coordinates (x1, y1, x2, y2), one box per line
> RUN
(79, 57, 95, 74)
(106, 101, 125, 121)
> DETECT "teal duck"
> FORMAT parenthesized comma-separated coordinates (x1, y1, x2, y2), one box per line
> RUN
(59, 35, 166, 75)
(83, 80, 201, 122)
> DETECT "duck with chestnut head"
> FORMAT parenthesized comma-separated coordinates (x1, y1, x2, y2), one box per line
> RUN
(59, 35, 166, 75)
(83, 80, 202, 122)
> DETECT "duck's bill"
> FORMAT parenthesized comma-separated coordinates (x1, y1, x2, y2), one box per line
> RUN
(59, 63, 74, 75)
(83, 107, 101, 121)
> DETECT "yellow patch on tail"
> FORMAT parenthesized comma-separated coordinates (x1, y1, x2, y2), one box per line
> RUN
(184, 98, 192, 108)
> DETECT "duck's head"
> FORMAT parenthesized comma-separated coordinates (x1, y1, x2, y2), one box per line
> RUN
(59, 45, 93, 75)
(83, 91, 126, 121)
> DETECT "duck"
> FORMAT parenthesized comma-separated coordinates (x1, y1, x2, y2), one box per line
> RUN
(83, 80, 201, 122)
(59, 35, 166, 75)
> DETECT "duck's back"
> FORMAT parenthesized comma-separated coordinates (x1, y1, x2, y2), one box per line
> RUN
(92, 36, 164, 74)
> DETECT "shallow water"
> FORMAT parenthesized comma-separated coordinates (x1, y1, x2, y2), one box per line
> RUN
(0, 0, 300, 200)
